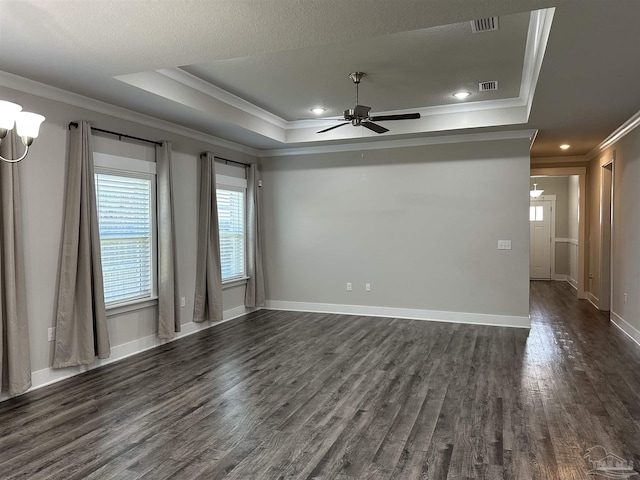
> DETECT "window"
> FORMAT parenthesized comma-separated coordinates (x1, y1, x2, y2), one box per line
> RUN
(216, 173, 246, 282)
(94, 154, 157, 306)
(530, 205, 544, 221)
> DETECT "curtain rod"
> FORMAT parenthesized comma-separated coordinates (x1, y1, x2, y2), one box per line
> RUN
(68, 122, 163, 147)
(67, 123, 252, 166)
(217, 156, 252, 168)
(200, 152, 251, 168)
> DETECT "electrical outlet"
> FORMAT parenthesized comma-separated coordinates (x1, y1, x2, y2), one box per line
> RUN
(180, 296, 186, 307)
(365, 283, 371, 292)
(497, 240, 512, 250)
(48, 327, 55, 342)
(346, 282, 352, 291)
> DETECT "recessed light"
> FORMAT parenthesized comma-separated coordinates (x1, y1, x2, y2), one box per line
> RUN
(453, 91, 471, 99)
(310, 107, 326, 114)
(560, 144, 570, 150)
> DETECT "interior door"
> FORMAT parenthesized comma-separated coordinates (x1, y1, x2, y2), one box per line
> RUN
(530, 200, 551, 279)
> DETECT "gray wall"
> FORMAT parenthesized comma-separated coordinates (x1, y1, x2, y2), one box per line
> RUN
(1, 86, 255, 375)
(588, 125, 640, 332)
(261, 139, 531, 321)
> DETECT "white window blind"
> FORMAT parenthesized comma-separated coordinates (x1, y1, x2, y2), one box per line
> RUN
(216, 187, 245, 281)
(95, 172, 154, 304)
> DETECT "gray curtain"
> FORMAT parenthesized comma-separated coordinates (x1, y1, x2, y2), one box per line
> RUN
(0, 132, 32, 395)
(193, 152, 223, 323)
(244, 164, 265, 307)
(53, 121, 110, 368)
(156, 141, 180, 339)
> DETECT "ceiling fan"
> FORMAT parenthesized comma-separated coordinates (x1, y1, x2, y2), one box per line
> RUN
(317, 72, 421, 134)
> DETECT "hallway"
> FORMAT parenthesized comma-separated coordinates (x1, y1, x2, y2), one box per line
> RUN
(526, 280, 640, 477)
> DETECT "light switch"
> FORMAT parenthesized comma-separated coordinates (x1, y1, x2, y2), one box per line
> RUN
(498, 240, 512, 250)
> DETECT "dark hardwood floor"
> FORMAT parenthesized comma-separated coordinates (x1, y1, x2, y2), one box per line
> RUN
(1, 281, 639, 479)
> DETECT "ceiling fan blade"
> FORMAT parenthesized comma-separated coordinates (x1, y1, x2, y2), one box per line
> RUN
(361, 121, 389, 134)
(317, 122, 349, 133)
(369, 113, 421, 122)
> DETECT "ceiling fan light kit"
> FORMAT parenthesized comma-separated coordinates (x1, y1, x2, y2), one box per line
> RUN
(317, 72, 421, 135)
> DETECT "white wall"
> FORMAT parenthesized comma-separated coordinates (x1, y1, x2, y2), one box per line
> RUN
(568, 175, 580, 241)
(261, 138, 531, 327)
(0, 86, 256, 389)
(588, 124, 640, 341)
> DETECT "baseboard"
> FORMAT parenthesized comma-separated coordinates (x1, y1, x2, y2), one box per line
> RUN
(611, 311, 640, 348)
(553, 274, 568, 281)
(1, 305, 255, 402)
(567, 276, 578, 290)
(264, 300, 530, 329)
(587, 292, 600, 310)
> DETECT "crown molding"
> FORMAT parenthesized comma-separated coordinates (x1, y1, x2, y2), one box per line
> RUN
(520, 8, 555, 117)
(0, 70, 261, 157)
(123, 67, 530, 143)
(529, 129, 539, 150)
(586, 108, 640, 160)
(154, 68, 288, 129)
(0, 72, 535, 158)
(260, 129, 537, 157)
(530, 155, 588, 165)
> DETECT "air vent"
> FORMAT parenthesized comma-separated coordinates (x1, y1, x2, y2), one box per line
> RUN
(479, 80, 499, 91)
(471, 17, 499, 33)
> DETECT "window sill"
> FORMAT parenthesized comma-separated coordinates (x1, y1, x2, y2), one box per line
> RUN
(106, 296, 159, 317)
(222, 277, 249, 290)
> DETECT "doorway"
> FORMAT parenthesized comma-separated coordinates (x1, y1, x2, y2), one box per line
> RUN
(599, 162, 613, 312)
(530, 199, 552, 279)
(530, 167, 587, 299)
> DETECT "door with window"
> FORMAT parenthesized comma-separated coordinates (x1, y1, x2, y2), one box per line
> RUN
(530, 200, 551, 279)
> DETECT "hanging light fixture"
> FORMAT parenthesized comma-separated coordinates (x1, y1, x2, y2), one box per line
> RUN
(0, 100, 45, 163)
(530, 182, 544, 198)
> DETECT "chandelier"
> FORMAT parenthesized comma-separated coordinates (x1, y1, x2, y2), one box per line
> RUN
(530, 183, 544, 198)
(0, 100, 45, 163)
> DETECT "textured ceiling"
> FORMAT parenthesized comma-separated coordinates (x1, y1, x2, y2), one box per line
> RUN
(181, 13, 529, 121)
(1, 0, 639, 157)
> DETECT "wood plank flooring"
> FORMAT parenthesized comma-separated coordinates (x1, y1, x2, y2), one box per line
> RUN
(1, 281, 639, 479)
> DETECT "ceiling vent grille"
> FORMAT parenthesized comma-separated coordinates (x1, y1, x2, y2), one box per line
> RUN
(479, 80, 499, 91)
(471, 17, 499, 33)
